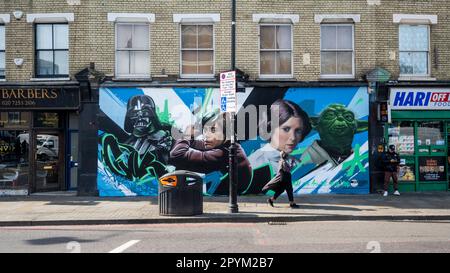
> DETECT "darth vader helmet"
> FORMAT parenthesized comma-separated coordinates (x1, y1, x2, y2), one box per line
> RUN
(124, 95, 162, 137)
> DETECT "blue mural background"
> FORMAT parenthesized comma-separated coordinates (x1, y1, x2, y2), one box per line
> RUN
(98, 86, 369, 196)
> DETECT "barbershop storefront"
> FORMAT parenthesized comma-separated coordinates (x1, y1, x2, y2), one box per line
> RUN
(386, 86, 450, 192)
(0, 84, 80, 195)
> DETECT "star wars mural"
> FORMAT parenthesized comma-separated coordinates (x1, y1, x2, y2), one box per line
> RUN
(98, 86, 369, 196)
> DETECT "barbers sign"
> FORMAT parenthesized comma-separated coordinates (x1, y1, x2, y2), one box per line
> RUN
(0, 86, 80, 109)
(390, 88, 450, 110)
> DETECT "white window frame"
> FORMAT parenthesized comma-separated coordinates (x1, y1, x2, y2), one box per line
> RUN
(398, 24, 431, 78)
(320, 24, 355, 79)
(174, 14, 220, 24)
(114, 22, 151, 79)
(108, 13, 155, 24)
(314, 14, 360, 24)
(35, 23, 70, 78)
(258, 23, 294, 79)
(179, 23, 215, 79)
(0, 24, 5, 80)
(27, 14, 73, 80)
(393, 14, 437, 25)
(0, 14, 10, 24)
(253, 14, 299, 24)
(27, 13, 74, 23)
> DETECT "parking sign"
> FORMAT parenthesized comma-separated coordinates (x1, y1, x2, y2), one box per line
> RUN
(220, 71, 237, 113)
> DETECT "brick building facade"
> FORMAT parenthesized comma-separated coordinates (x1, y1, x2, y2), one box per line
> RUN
(2, 0, 450, 81)
(0, 0, 449, 196)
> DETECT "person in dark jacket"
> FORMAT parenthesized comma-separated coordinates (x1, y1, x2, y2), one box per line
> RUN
(263, 151, 301, 208)
(169, 111, 252, 195)
(382, 144, 401, 196)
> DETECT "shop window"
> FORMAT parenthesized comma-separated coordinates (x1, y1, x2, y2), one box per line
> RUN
(35, 23, 69, 78)
(34, 112, 60, 128)
(115, 23, 150, 78)
(0, 112, 30, 129)
(399, 25, 429, 76)
(398, 157, 415, 182)
(419, 156, 446, 182)
(8, 112, 20, 124)
(320, 24, 354, 78)
(0, 25, 5, 79)
(417, 121, 444, 146)
(388, 121, 415, 155)
(0, 130, 29, 191)
(181, 24, 214, 77)
(259, 24, 292, 78)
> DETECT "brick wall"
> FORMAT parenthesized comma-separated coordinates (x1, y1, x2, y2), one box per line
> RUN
(1, 0, 449, 82)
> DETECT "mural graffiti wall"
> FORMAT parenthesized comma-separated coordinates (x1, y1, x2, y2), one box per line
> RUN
(98, 86, 370, 196)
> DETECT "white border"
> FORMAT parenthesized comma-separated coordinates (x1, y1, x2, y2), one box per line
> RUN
(30, 77, 71, 81)
(0, 14, 11, 24)
(179, 23, 215, 79)
(393, 14, 437, 25)
(27, 13, 74, 23)
(173, 14, 220, 23)
(253, 14, 299, 24)
(319, 24, 355, 79)
(0, 25, 5, 74)
(258, 24, 294, 79)
(314, 14, 360, 24)
(398, 25, 431, 78)
(114, 23, 151, 79)
(107, 13, 155, 23)
(367, 0, 381, 6)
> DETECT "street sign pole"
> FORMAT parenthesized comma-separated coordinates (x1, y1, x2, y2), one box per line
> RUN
(220, 71, 238, 214)
(224, 0, 238, 213)
(229, 111, 238, 214)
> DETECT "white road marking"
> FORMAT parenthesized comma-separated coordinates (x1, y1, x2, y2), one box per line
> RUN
(109, 240, 141, 253)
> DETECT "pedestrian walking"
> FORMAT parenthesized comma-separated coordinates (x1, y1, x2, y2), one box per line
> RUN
(263, 151, 300, 208)
(382, 144, 401, 197)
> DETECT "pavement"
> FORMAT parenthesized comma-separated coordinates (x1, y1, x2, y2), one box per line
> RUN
(0, 191, 450, 226)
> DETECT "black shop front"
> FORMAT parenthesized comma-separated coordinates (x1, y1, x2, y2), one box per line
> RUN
(0, 83, 80, 195)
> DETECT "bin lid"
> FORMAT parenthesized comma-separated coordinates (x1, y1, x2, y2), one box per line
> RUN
(160, 170, 202, 180)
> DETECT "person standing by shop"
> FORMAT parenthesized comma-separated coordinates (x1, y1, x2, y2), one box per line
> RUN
(382, 145, 401, 197)
(263, 151, 300, 208)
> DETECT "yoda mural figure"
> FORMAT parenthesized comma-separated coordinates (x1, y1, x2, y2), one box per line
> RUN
(300, 104, 368, 167)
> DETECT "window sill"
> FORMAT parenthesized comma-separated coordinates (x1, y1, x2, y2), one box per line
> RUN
(177, 77, 216, 82)
(112, 77, 153, 82)
(30, 77, 71, 81)
(319, 75, 356, 81)
(398, 76, 436, 81)
(0, 79, 6, 82)
(256, 77, 296, 82)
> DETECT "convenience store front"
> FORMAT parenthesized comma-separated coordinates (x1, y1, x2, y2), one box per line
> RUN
(386, 87, 450, 192)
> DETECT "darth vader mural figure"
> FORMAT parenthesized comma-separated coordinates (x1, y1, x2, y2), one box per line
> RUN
(124, 95, 173, 164)
(101, 95, 173, 181)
